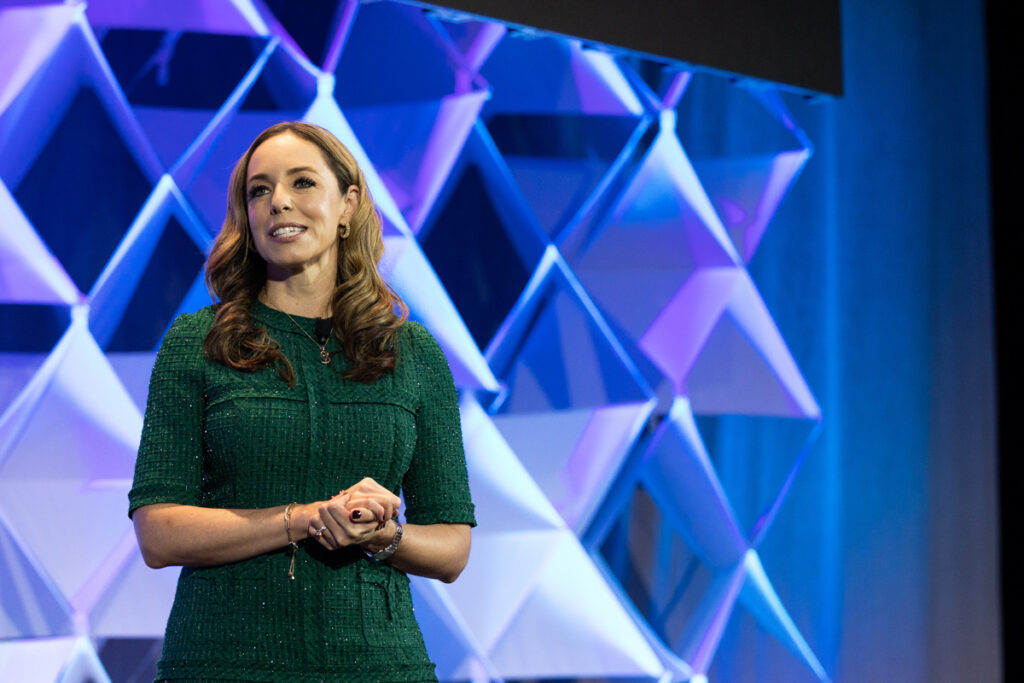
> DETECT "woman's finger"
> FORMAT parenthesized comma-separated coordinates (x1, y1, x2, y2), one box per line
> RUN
(343, 479, 401, 510)
(347, 499, 386, 524)
(320, 500, 379, 545)
(320, 503, 354, 546)
(347, 507, 377, 527)
(309, 517, 334, 549)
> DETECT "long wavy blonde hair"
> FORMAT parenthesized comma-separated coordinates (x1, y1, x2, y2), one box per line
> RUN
(204, 121, 407, 384)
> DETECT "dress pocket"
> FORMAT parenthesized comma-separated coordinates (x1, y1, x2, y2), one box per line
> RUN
(356, 561, 418, 647)
(202, 385, 310, 505)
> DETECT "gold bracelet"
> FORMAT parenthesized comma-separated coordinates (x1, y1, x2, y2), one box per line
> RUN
(283, 502, 298, 579)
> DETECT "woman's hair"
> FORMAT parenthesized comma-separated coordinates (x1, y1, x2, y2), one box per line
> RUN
(204, 121, 407, 385)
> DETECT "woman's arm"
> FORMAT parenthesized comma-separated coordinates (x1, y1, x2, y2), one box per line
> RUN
(132, 499, 331, 568)
(311, 489, 471, 583)
(364, 521, 471, 584)
(134, 495, 471, 582)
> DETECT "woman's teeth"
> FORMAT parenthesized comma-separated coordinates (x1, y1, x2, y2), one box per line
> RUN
(272, 226, 305, 237)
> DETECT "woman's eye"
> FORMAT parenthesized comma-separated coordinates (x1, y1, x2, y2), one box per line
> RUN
(247, 185, 268, 200)
(295, 177, 316, 189)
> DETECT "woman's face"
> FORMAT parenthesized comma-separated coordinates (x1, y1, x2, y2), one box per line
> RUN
(245, 131, 358, 280)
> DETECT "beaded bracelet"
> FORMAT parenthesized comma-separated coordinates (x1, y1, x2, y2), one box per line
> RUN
(283, 502, 299, 579)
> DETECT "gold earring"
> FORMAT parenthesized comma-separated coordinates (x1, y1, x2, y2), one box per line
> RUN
(339, 223, 351, 239)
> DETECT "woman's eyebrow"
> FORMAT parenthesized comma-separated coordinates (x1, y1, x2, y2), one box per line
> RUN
(247, 166, 320, 183)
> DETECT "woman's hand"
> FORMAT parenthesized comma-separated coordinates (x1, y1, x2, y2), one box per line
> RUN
(308, 477, 401, 550)
(342, 477, 402, 528)
(302, 477, 470, 582)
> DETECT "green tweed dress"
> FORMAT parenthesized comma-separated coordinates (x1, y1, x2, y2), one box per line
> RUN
(128, 301, 476, 682)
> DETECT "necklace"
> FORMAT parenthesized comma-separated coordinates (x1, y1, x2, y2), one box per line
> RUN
(283, 311, 332, 365)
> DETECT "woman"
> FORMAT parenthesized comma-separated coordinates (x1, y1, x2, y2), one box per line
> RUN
(128, 121, 475, 682)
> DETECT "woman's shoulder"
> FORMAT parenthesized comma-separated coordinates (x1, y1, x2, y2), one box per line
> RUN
(398, 318, 429, 340)
(155, 307, 216, 356)
(397, 319, 440, 352)
(394, 320, 458, 400)
(160, 305, 216, 345)
(396, 319, 450, 367)
(147, 306, 217, 376)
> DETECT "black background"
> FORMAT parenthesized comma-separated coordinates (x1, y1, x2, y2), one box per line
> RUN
(423, 0, 843, 95)
(988, 0, 1019, 678)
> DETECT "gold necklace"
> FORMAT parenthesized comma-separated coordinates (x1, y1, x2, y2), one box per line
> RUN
(283, 311, 332, 365)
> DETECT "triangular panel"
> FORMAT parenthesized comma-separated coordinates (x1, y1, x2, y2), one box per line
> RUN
(566, 128, 740, 340)
(89, 550, 180, 638)
(483, 36, 643, 116)
(738, 551, 829, 681)
(0, 637, 109, 683)
(0, 515, 73, 639)
(684, 271, 820, 418)
(383, 236, 499, 392)
(84, 0, 268, 35)
(0, 4, 78, 120)
(485, 532, 664, 679)
(693, 150, 810, 263)
(460, 396, 564, 533)
(0, 179, 79, 305)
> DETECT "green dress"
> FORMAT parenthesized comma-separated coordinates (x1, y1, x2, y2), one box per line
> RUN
(128, 301, 476, 682)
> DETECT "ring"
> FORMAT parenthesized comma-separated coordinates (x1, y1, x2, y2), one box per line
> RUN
(315, 525, 327, 538)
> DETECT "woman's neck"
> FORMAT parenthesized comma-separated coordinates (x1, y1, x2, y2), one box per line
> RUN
(260, 274, 333, 319)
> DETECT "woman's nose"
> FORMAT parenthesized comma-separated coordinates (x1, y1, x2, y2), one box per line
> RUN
(270, 184, 292, 213)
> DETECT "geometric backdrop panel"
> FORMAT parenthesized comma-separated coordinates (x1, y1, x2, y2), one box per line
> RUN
(0, 1, 825, 681)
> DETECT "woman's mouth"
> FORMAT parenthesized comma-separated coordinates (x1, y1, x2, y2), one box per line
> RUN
(271, 225, 306, 238)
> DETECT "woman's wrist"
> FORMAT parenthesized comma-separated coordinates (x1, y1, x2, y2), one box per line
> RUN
(360, 519, 398, 554)
(287, 502, 319, 542)
(283, 503, 299, 545)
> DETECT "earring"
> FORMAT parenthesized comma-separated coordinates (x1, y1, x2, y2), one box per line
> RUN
(338, 223, 351, 239)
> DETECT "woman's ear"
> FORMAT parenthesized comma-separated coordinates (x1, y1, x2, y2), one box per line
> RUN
(340, 184, 360, 224)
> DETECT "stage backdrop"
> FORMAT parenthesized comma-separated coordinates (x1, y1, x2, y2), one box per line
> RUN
(0, 0, 999, 682)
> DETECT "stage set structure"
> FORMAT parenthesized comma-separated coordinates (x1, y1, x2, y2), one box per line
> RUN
(0, 1, 827, 680)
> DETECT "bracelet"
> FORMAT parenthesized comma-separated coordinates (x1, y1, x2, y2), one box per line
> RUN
(372, 520, 403, 562)
(283, 502, 299, 579)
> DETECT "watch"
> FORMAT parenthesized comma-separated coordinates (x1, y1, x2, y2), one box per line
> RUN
(372, 520, 403, 561)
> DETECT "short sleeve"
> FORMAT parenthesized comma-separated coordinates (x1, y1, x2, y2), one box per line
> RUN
(127, 312, 207, 517)
(400, 323, 476, 527)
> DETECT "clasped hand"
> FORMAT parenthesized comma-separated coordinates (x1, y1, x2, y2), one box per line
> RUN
(301, 477, 401, 551)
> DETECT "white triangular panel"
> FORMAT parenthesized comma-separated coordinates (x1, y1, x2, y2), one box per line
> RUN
(83, 0, 269, 35)
(0, 179, 80, 304)
(90, 549, 180, 638)
(685, 271, 820, 418)
(0, 314, 141, 480)
(0, 480, 132, 606)
(0, 515, 73, 639)
(0, 5, 78, 118)
(460, 397, 564, 532)
(0, 636, 110, 683)
(444, 529, 562, 651)
(485, 532, 664, 679)
(493, 401, 652, 531)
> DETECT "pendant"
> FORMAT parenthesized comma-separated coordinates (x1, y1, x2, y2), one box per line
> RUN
(320, 348, 331, 365)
